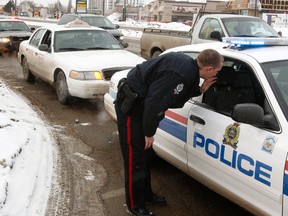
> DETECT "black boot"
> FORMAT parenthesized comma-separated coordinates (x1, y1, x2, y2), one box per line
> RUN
(146, 193, 167, 206)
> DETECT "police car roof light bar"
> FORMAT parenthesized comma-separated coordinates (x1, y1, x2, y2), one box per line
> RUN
(223, 37, 288, 49)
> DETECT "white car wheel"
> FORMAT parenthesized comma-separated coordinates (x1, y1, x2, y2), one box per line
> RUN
(55, 71, 71, 104)
(22, 57, 35, 83)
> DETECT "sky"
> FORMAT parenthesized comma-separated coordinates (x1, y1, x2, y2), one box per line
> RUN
(32, 0, 71, 7)
(0, 0, 71, 7)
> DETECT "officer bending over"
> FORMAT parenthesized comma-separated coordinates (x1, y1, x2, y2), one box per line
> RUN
(115, 49, 224, 216)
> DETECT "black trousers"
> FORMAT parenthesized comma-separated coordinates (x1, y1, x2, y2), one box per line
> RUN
(115, 100, 153, 210)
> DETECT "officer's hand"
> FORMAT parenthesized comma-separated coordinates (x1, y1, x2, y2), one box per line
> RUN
(200, 77, 217, 93)
(145, 136, 154, 150)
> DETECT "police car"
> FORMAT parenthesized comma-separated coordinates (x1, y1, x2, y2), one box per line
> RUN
(17, 20, 144, 104)
(104, 37, 288, 215)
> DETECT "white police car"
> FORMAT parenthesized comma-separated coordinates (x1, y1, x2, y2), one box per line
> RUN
(104, 37, 288, 215)
(17, 20, 144, 104)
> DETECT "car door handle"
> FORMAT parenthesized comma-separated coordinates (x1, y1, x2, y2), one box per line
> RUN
(189, 115, 205, 125)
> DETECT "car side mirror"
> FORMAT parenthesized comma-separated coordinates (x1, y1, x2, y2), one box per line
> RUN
(38, 44, 49, 52)
(210, 31, 222, 42)
(121, 41, 129, 48)
(115, 24, 120, 29)
(30, 27, 35, 32)
(231, 103, 264, 125)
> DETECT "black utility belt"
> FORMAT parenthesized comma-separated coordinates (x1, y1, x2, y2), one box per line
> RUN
(117, 78, 138, 114)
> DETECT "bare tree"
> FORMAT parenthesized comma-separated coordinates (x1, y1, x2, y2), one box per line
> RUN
(4, 0, 15, 14)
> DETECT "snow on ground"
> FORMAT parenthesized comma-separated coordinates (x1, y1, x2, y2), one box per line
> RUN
(109, 12, 192, 38)
(0, 81, 54, 216)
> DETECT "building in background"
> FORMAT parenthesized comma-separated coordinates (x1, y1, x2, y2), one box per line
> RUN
(88, 0, 115, 15)
(143, 0, 227, 22)
(113, 0, 228, 22)
(227, 0, 288, 16)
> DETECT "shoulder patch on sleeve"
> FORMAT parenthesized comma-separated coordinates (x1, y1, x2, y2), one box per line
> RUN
(174, 83, 184, 95)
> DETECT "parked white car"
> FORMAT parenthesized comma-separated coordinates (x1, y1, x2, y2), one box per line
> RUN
(104, 37, 288, 215)
(17, 20, 144, 104)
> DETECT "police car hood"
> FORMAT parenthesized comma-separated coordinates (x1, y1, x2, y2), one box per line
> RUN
(57, 50, 144, 70)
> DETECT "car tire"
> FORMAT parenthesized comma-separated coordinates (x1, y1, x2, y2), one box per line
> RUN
(55, 71, 71, 104)
(22, 57, 35, 83)
(152, 50, 162, 58)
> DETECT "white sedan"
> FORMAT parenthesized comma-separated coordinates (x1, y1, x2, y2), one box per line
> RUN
(104, 37, 288, 215)
(17, 20, 144, 104)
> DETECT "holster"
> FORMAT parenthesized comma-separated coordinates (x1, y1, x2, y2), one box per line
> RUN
(117, 78, 138, 114)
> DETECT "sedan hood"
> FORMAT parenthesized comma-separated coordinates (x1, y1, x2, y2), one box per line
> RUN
(56, 50, 145, 70)
(0, 31, 32, 37)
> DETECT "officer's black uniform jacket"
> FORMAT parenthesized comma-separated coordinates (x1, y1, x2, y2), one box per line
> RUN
(126, 52, 201, 137)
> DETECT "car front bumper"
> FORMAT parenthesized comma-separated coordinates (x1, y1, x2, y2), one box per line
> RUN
(104, 92, 117, 121)
(68, 79, 109, 99)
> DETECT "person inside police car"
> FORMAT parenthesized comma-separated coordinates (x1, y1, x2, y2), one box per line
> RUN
(115, 49, 224, 216)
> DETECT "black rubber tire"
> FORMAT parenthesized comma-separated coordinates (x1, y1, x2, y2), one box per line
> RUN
(152, 50, 162, 58)
(22, 57, 36, 83)
(55, 71, 71, 104)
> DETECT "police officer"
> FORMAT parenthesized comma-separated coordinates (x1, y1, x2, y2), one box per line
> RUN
(115, 49, 224, 216)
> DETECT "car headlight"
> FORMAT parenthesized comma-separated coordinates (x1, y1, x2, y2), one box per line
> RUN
(69, 70, 103, 80)
(0, 37, 11, 43)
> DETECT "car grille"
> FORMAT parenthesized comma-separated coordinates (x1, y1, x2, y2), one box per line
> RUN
(11, 36, 30, 42)
(102, 67, 132, 81)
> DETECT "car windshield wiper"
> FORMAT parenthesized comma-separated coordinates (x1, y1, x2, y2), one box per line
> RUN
(0, 29, 8, 32)
(85, 47, 109, 50)
(58, 47, 84, 51)
(234, 35, 257, 37)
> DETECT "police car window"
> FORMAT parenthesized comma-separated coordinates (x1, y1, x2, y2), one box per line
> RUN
(29, 29, 46, 47)
(262, 61, 288, 121)
(202, 60, 265, 115)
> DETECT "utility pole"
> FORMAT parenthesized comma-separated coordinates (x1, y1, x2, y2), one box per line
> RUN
(58, 0, 60, 17)
(15, 0, 17, 15)
(254, 0, 257, 17)
(122, 0, 126, 21)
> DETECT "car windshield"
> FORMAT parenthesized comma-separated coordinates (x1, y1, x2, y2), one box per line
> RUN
(262, 60, 288, 118)
(54, 30, 122, 52)
(0, 21, 31, 31)
(222, 17, 279, 37)
(81, 17, 115, 29)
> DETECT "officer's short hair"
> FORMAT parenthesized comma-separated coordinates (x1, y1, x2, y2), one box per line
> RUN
(196, 49, 223, 69)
